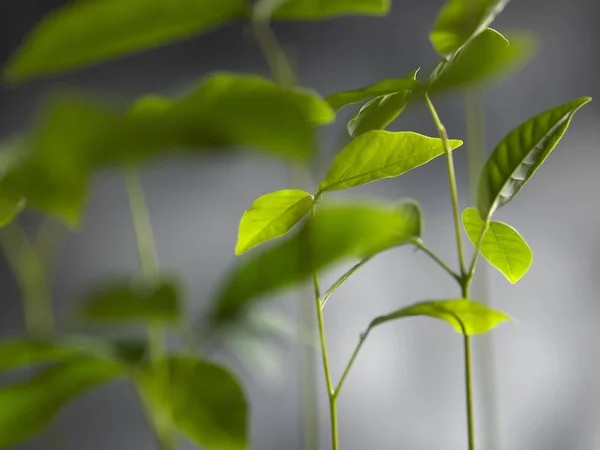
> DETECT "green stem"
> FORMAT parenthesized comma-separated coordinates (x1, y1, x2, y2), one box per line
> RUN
(321, 257, 371, 309)
(426, 92, 475, 450)
(334, 329, 370, 399)
(412, 239, 461, 283)
(312, 269, 339, 450)
(0, 222, 54, 338)
(424, 93, 467, 276)
(251, 0, 296, 87)
(125, 169, 175, 450)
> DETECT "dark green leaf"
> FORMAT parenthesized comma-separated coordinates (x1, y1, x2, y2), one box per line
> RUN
(138, 356, 247, 450)
(348, 91, 409, 137)
(273, 0, 390, 20)
(370, 299, 512, 335)
(0, 340, 80, 372)
(478, 97, 591, 219)
(236, 189, 313, 255)
(3, 0, 247, 83)
(0, 357, 122, 448)
(462, 207, 532, 283)
(430, 0, 510, 57)
(427, 28, 536, 94)
(213, 200, 422, 323)
(318, 131, 463, 193)
(78, 278, 180, 324)
(0, 196, 25, 228)
(326, 75, 421, 112)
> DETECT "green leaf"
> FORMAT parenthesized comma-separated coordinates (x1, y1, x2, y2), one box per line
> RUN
(137, 356, 247, 450)
(0, 340, 80, 372)
(370, 299, 512, 335)
(213, 200, 422, 323)
(0, 357, 122, 448)
(0, 73, 329, 225)
(430, 0, 510, 57)
(462, 207, 532, 283)
(77, 278, 180, 324)
(0, 196, 25, 228)
(478, 97, 591, 219)
(273, 0, 390, 20)
(347, 68, 420, 137)
(427, 28, 536, 94)
(235, 189, 314, 255)
(3, 0, 247, 83)
(325, 75, 421, 112)
(318, 131, 463, 193)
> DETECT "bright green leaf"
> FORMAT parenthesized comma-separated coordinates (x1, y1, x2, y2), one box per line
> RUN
(326, 75, 421, 112)
(138, 356, 247, 450)
(430, 0, 510, 57)
(318, 131, 463, 193)
(3, 0, 247, 83)
(273, 0, 390, 20)
(77, 278, 180, 324)
(428, 28, 536, 94)
(370, 299, 512, 335)
(478, 97, 591, 219)
(0, 357, 122, 448)
(347, 91, 410, 137)
(462, 207, 532, 283)
(347, 68, 420, 137)
(235, 189, 313, 255)
(213, 200, 422, 323)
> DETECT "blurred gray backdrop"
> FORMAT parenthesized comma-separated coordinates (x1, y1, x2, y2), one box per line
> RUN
(1, 0, 600, 449)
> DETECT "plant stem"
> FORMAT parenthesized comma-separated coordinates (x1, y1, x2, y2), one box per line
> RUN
(321, 257, 371, 309)
(425, 92, 475, 450)
(424, 93, 466, 276)
(312, 268, 339, 450)
(411, 239, 461, 282)
(251, 0, 296, 88)
(125, 169, 176, 450)
(334, 329, 370, 399)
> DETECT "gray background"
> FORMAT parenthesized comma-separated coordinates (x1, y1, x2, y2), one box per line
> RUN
(1, 0, 600, 449)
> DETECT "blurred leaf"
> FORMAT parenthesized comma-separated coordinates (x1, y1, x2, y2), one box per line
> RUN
(213, 201, 422, 323)
(3, 0, 247, 83)
(427, 28, 536, 94)
(430, 0, 510, 57)
(0, 357, 122, 448)
(78, 278, 180, 324)
(0, 339, 80, 372)
(273, 0, 390, 20)
(326, 74, 421, 112)
(462, 207, 532, 283)
(236, 189, 314, 255)
(138, 356, 247, 450)
(318, 131, 463, 193)
(0, 73, 329, 225)
(0, 196, 25, 228)
(478, 97, 591, 219)
(370, 299, 512, 335)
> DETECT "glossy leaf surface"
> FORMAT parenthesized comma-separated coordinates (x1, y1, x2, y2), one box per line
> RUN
(235, 189, 313, 255)
(214, 201, 422, 323)
(319, 131, 463, 193)
(139, 356, 247, 450)
(3, 0, 247, 83)
(428, 29, 536, 93)
(78, 278, 180, 323)
(430, 0, 510, 56)
(0, 358, 122, 448)
(326, 75, 421, 112)
(273, 0, 390, 20)
(370, 299, 512, 335)
(478, 97, 591, 218)
(462, 207, 532, 283)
